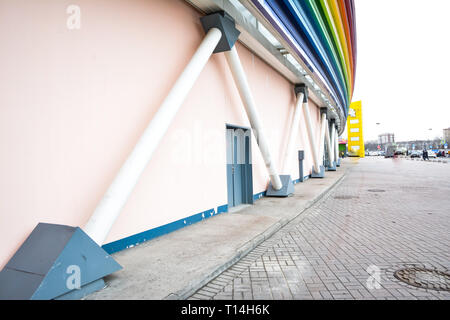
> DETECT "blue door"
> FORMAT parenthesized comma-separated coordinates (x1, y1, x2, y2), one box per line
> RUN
(226, 127, 253, 208)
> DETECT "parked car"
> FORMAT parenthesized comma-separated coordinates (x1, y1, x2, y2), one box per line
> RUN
(410, 151, 421, 158)
(427, 151, 437, 158)
(368, 151, 379, 156)
(385, 145, 396, 158)
(394, 148, 407, 156)
(436, 150, 448, 157)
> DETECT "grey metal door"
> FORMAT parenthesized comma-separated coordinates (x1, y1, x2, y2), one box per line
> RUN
(226, 127, 253, 208)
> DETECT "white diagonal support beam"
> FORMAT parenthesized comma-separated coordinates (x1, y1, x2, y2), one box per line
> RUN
(318, 112, 327, 166)
(334, 124, 340, 164)
(330, 124, 336, 164)
(325, 120, 334, 164)
(225, 45, 283, 190)
(282, 92, 304, 174)
(302, 100, 321, 174)
(84, 27, 223, 245)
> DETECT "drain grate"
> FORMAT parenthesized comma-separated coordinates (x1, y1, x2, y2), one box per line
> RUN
(394, 267, 450, 291)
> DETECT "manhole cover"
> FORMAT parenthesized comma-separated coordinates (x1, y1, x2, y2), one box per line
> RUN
(334, 195, 358, 200)
(394, 267, 450, 291)
(368, 189, 385, 193)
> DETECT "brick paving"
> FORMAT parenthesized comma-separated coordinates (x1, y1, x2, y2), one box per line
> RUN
(188, 157, 450, 300)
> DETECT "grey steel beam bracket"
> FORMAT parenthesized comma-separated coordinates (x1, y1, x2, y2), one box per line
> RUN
(200, 11, 240, 53)
(294, 83, 308, 103)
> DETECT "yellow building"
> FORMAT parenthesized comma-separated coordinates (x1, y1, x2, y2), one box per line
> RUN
(347, 101, 365, 157)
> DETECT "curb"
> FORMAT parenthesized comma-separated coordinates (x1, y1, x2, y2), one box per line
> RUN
(164, 170, 348, 300)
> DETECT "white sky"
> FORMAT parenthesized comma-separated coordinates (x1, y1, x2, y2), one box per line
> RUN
(351, 0, 450, 142)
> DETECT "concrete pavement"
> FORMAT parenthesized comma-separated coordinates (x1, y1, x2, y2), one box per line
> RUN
(85, 161, 349, 300)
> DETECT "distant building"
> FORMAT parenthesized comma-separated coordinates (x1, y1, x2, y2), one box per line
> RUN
(378, 133, 395, 145)
(444, 128, 450, 144)
(396, 139, 442, 150)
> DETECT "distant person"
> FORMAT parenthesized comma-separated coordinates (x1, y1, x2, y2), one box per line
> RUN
(423, 149, 429, 161)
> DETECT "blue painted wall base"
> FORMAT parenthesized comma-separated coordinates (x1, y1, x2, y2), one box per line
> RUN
(102, 173, 312, 257)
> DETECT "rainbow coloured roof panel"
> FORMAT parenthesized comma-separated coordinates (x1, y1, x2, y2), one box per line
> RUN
(250, 0, 357, 118)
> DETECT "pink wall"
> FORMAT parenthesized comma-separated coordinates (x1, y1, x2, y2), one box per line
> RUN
(0, 0, 322, 268)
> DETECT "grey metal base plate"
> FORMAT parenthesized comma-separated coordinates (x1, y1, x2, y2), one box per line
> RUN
(327, 161, 337, 171)
(0, 223, 122, 300)
(266, 175, 295, 197)
(311, 165, 325, 178)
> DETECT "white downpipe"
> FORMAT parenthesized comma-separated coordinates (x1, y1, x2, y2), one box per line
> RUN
(325, 120, 334, 164)
(302, 100, 321, 173)
(318, 112, 327, 166)
(282, 92, 304, 174)
(334, 126, 340, 162)
(84, 27, 223, 245)
(224, 46, 283, 190)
